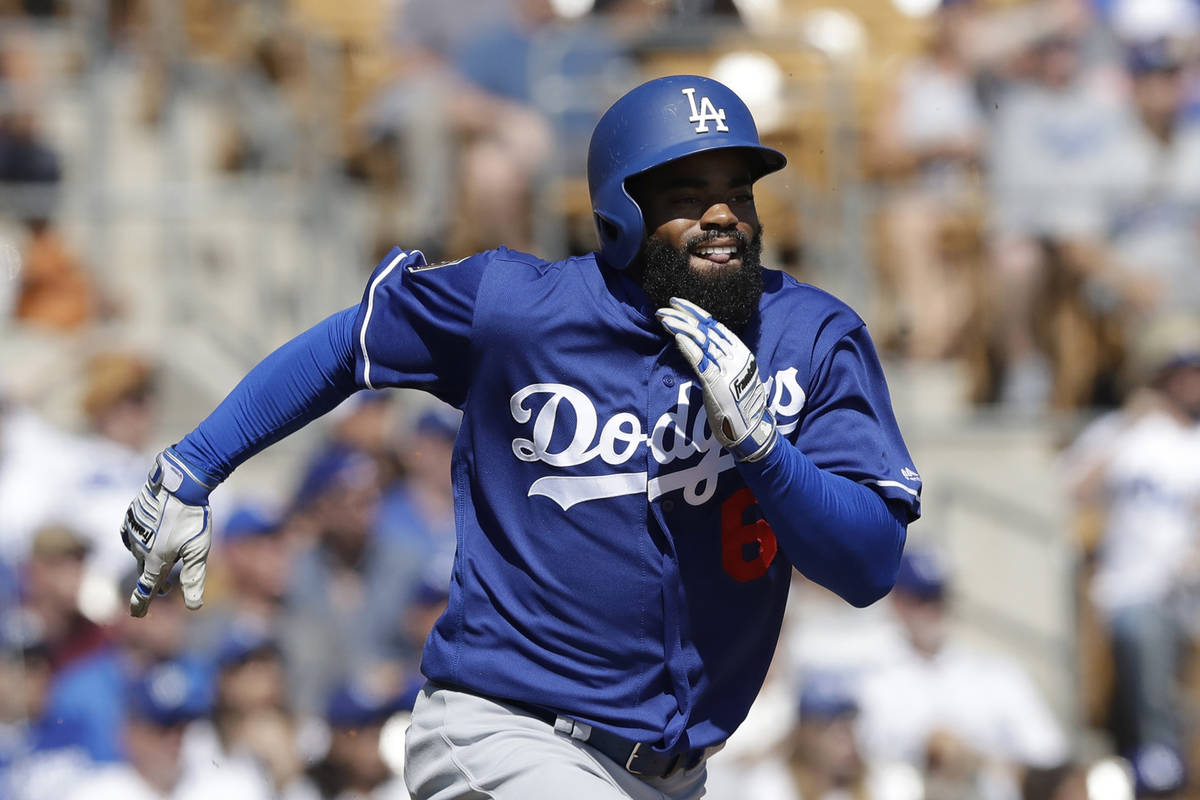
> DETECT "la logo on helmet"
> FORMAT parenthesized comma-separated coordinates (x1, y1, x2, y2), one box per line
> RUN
(681, 87, 728, 134)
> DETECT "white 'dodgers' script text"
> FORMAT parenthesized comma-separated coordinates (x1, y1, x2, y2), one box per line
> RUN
(511, 368, 806, 510)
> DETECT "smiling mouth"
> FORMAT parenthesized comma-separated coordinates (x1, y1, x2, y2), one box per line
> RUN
(690, 243, 741, 265)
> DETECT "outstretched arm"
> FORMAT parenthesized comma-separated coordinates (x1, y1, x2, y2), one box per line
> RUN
(121, 247, 490, 617)
(121, 308, 361, 616)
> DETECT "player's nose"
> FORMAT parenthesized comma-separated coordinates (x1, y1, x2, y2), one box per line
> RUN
(699, 201, 738, 230)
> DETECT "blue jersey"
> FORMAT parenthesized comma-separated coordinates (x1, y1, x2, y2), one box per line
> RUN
(351, 246, 920, 753)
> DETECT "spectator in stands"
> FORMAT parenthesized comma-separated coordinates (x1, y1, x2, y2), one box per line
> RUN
(994, 33, 1200, 413)
(213, 27, 307, 174)
(305, 680, 409, 800)
(65, 659, 272, 800)
(1061, 315, 1200, 796)
(0, 397, 76, 570)
(39, 571, 198, 763)
(1021, 762, 1089, 800)
(192, 503, 293, 652)
(372, 406, 458, 676)
(390, 553, 453, 682)
(67, 352, 162, 581)
(376, 405, 458, 561)
(183, 624, 309, 799)
(80, 352, 158, 457)
(281, 446, 412, 715)
(0, 54, 59, 191)
(870, 0, 986, 360)
(1098, 38, 1200, 318)
(0, 547, 15, 617)
(0, 353, 157, 582)
(18, 524, 108, 674)
(366, 0, 551, 257)
(12, 219, 101, 332)
(855, 546, 1069, 800)
(0, 620, 92, 800)
(1101, 0, 1200, 45)
(987, 25, 1128, 410)
(1, 34, 103, 332)
(716, 671, 872, 800)
(326, 391, 397, 463)
(450, 0, 636, 174)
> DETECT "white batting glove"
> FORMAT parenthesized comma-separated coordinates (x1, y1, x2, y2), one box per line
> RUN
(120, 448, 214, 617)
(656, 297, 778, 463)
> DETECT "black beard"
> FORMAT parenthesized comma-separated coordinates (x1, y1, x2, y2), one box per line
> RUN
(637, 228, 764, 333)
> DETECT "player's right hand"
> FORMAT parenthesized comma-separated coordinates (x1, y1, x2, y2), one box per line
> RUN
(120, 447, 214, 617)
(656, 297, 778, 463)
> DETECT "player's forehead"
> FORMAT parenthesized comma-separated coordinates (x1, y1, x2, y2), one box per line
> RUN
(629, 149, 756, 197)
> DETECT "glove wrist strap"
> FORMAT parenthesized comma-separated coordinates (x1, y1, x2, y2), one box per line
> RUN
(161, 447, 215, 505)
(731, 419, 778, 463)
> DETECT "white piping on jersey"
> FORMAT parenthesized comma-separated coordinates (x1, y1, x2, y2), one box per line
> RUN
(359, 250, 409, 391)
(859, 478, 920, 498)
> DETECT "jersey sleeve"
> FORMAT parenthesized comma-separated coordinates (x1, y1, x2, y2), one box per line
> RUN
(799, 323, 922, 521)
(352, 247, 489, 406)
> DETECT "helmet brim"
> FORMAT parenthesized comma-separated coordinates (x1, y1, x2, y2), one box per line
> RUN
(622, 142, 787, 188)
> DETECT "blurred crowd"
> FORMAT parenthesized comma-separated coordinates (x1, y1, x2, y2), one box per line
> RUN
(0, 353, 462, 798)
(867, 0, 1200, 413)
(3, 0, 1200, 798)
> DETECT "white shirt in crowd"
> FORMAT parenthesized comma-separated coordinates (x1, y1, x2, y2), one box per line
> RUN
(0, 405, 149, 580)
(0, 407, 76, 565)
(1, 745, 92, 800)
(1100, 110, 1200, 314)
(707, 582, 926, 800)
(855, 637, 1069, 771)
(62, 762, 274, 800)
(713, 758, 924, 800)
(989, 74, 1127, 240)
(1063, 409, 1200, 616)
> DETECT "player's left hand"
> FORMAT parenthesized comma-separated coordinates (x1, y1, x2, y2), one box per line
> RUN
(120, 448, 213, 617)
(656, 297, 778, 462)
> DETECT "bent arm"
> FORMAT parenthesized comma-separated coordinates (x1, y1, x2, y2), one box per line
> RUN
(738, 442, 907, 607)
(173, 307, 360, 486)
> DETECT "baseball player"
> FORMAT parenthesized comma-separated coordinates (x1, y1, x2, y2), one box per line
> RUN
(119, 75, 922, 799)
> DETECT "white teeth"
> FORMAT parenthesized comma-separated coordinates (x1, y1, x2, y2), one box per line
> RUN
(696, 246, 738, 256)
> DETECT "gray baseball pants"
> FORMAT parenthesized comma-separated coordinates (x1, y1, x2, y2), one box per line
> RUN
(404, 683, 711, 799)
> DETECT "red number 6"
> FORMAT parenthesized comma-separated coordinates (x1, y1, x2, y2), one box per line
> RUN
(720, 489, 778, 582)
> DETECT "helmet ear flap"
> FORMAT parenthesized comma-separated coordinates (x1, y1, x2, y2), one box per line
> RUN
(594, 212, 620, 245)
(592, 191, 644, 271)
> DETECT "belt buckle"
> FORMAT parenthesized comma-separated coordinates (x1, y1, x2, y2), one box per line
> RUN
(624, 742, 648, 775)
(625, 742, 683, 779)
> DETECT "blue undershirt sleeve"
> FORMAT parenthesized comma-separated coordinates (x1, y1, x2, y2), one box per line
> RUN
(736, 437, 908, 608)
(173, 306, 360, 485)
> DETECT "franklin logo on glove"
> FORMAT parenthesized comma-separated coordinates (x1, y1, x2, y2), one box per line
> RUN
(734, 357, 758, 399)
(121, 507, 154, 549)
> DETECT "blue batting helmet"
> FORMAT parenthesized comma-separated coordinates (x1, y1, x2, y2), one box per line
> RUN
(587, 75, 786, 271)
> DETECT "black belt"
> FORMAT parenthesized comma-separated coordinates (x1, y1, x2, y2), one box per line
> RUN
(432, 682, 708, 780)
